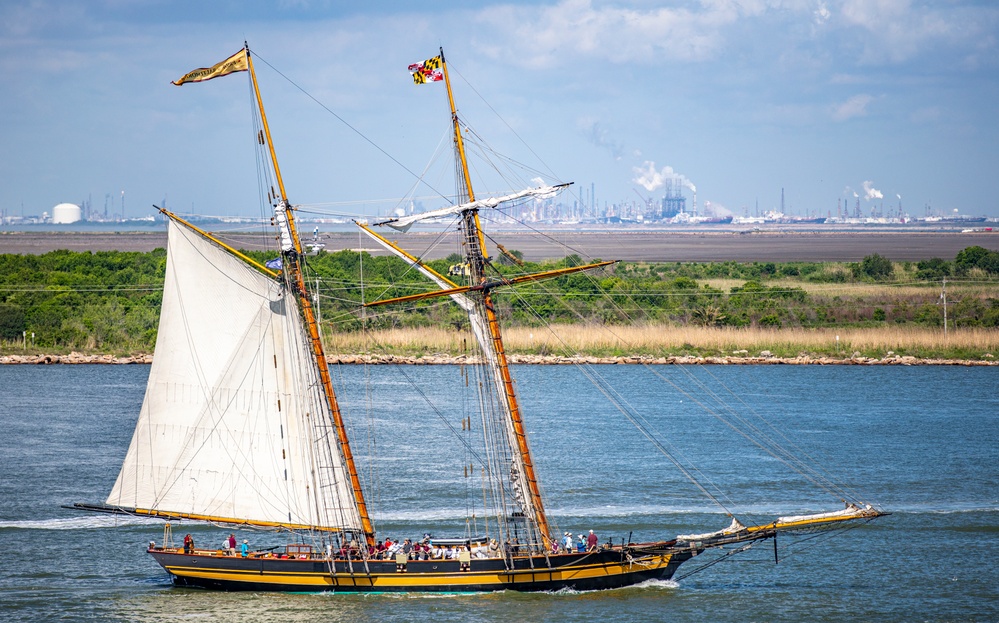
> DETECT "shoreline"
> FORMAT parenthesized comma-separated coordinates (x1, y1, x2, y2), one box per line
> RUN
(3, 229, 997, 262)
(2, 352, 995, 366)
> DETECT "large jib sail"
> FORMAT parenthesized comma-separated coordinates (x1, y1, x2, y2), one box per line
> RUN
(106, 218, 363, 534)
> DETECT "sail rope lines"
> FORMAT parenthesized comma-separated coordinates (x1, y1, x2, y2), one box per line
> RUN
(467, 332, 525, 550)
(344, 238, 506, 539)
(249, 51, 455, 208)
(480, 209, 875, 511)
(288, 267, 365, 545)
(245, 55, 372, 544)
(349, 261, 523, 551)
(348, 223, 549, 553)
(676, 512, 881, 582)
(505, 267, 868, 518)
(477, 253, 846, 524)
(445, 61, 564, 200)
(292, 243, 377, 547)
(459, 218, 738, 518)
(244, 59, 343, 540)
(247, 73, 286, 235)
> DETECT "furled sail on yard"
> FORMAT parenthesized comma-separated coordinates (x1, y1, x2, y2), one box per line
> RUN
(106, 218, 363, 533)
(375, 185, 566, 232)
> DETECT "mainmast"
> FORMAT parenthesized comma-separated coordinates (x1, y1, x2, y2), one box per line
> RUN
(246, 46, 375, 546)
(370, 50, 606, 549)
(438, 49, 553, 548)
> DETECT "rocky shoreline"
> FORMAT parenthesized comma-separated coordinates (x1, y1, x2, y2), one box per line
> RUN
(1, 352, 995, 366)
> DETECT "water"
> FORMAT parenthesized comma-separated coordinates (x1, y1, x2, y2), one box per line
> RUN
(0, 363, 996, 622)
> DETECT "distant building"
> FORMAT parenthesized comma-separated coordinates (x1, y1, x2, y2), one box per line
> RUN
(52, 203, 82, 224)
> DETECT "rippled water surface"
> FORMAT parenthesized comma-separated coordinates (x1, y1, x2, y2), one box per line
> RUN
(1, 364, 996, 622)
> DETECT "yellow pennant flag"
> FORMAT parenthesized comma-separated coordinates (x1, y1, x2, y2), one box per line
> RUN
(172, 49, 249, 86)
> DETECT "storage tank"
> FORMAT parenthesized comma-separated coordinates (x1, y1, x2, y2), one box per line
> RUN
(52, 203, 82, 224)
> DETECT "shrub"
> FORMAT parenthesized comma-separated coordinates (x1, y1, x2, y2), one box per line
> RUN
(758, 313, 781, 327)
(916, 258, 951, 280)
(855, 253, 894, 280)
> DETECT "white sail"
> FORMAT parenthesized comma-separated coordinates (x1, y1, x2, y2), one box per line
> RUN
(377, 184, 567, 232)
(107, 219, 362, 532)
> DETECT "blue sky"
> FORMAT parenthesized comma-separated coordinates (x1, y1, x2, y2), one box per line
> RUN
(2, 0, 997, 221)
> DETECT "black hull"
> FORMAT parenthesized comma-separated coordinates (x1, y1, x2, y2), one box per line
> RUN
(150, 546, 694, 593)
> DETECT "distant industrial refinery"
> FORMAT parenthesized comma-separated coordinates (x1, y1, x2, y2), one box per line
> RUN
(2, 182, 992, 229)
(0, 192, 157, 226)
(502, 181, 992, 228)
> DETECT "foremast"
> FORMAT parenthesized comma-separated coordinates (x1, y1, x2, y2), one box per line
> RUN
(246, 46, 375, 546)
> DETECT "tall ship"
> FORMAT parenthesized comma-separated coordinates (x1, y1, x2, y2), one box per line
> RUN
(75, 45, 884, 592)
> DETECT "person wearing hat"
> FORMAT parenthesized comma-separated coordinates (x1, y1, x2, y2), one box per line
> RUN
(587, 529, 598, 551)
(562, 531, 573, 552)
(240, 539, 249, 558)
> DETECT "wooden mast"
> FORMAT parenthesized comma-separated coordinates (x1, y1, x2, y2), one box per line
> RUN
(246, 46, 375, 546)
(439, 50, 553, 548)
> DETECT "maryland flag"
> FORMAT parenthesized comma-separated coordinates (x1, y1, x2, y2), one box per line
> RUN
(408, 56, 443, 84)
(172, 49, 249, 86)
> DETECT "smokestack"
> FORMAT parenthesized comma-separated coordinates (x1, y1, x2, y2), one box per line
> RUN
(693, 191, 697, 216)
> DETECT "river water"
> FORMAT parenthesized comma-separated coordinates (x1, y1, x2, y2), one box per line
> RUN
(0, 363, 996, 622)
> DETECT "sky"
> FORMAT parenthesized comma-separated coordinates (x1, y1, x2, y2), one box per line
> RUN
(2, 0, 998, 222)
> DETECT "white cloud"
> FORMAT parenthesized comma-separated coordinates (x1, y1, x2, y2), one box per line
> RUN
(838, 0, 997, 65)
(473, 0, 757, 68)
(831, 94, 873, 121)
(464, 0, 999, 74)
(814, 2, 831, 24)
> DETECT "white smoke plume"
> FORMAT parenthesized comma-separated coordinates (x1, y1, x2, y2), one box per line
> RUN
(704, 200, 733, 217)
(633, 161, 695, 193)
(863, 180, 884, 201)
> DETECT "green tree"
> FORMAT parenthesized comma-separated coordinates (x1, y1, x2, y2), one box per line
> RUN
(955, 246, 991, 272)
(916, 258, 951, 280)
(855, 253, 894, 280)
(0, 303, 25, 340)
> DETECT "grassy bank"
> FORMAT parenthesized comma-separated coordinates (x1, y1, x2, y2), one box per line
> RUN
(5, 325, 996, 362)
(327, 324, 999, 361)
